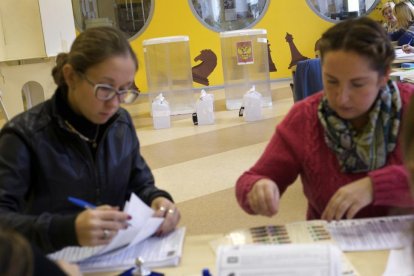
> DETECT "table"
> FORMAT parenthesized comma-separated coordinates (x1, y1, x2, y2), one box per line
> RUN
(86, 234, 389, 276)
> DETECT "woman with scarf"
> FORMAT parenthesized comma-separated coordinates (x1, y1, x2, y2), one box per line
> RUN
(236, 17, 414, 221)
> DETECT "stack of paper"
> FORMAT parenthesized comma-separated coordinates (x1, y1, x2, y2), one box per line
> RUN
(48, 194, 186, 272)
(78, 227, 186, 273)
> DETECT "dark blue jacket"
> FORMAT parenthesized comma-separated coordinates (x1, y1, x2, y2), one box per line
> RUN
(0, 88, 172, 253)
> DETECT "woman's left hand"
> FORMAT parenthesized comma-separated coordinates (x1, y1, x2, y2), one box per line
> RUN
(151, 197, 181, 236)
(321, 177, 373, 221)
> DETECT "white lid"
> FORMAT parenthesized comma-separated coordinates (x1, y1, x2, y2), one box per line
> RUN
(143, 36, 189, 46)
(220, 29, 267, 38)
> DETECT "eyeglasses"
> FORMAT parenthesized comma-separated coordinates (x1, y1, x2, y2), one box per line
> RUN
(79, 73, 140, 104)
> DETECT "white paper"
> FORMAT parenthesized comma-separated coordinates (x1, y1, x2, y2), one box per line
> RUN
(327, 215, 414, 251)
(78, 227, 186, 273)
(395, 49, 414, 59)
(48, 193, 163, 262)
(216, 243, 343, 276)
(216, 215, 414, 254)
(383, 243, 414, 276)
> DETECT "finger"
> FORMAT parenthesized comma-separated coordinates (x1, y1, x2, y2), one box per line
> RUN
(154, 206, 167, 217)
(321, 197, 338, 221)
(99, 219, 129, 231)
(346, 202, 362, 220)
(333, 199, 351, 221)
(156, 208, 180, 236)
(97, 210, 130, 222)
(96, 205, 119, 211)
(263, 186, 278, 216)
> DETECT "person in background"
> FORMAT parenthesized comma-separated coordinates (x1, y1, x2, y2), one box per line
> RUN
(0, 227, 81, 276)
(236, 17, 414, 222)
(390, 1, 414, 46)
(0, 26, 180, 253)
(382, 2, 398, 33)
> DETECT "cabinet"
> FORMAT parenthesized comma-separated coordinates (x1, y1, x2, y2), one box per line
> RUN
(0, 0, 76, 61)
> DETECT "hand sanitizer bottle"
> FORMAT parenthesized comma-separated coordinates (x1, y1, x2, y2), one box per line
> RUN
(241, 85, 263, 122)
(195, 89, 215, 125)
(152, 93, 171, 129)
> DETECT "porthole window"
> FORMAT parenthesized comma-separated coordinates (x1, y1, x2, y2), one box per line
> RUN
(306, 0, 381, 22)
(71, 0, 154, 40)
(189, 0, 269, 32)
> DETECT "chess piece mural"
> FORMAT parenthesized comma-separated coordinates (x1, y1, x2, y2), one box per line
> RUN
(267, 41, 277, 72)
(285, 32, 309, 69)
(192, 49, 217, 86)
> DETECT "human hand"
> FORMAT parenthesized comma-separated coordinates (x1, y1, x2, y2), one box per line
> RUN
(246, 178, 280, 217)
(56, 260, 82, 276)
(75, 205, 131, 246)
(321, 177, 373, 221)
(402, 44, 414, 54)
(151, 197, 181, 236)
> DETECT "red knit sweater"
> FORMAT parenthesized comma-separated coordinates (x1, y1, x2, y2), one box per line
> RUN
(236, 82, 414, 220)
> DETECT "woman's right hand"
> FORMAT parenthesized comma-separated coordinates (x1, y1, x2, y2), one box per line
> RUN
(75, 205, 130, 246)
(247, 178, 280, 217)
(402, 44, 414, 54)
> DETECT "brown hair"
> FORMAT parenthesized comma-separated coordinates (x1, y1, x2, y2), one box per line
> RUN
(52, 27, 138, 87)
(318, 16, 395, 76)
(0, 229, 33, 276)
(394, 1, 414, 29)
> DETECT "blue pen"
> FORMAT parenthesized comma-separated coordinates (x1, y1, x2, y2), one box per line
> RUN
(68, 196, 132, 227)
(68, 196, 96, 209)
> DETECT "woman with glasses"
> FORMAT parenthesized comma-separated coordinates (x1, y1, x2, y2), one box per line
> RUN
(0, 26, 180, 253)
(236, 17, 414, 221)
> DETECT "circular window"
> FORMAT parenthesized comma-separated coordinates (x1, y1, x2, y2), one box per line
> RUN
(189, 0, 269, 32)
(71, 0, 154, 40)
(306, 0, 381, 22)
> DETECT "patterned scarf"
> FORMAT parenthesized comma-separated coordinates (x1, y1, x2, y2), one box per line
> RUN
(317, 80, 402, 173)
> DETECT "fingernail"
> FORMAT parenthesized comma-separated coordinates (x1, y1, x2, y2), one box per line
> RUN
(127, 215, 132, 220)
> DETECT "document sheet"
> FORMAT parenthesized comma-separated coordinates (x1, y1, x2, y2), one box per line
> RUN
(78, 227, 186, 273)
(327, 215, 414, 251)
(48, 193, 163, 263)
(216, 243, 343, 276)
(383, 242, 414, 276)
(216, 215, 414, 252)
(395, 49, 414, 59)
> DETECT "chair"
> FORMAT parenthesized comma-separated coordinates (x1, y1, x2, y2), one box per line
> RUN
(291, 58, 323, 102)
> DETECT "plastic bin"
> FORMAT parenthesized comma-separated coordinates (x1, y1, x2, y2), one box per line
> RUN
(143, 36, 194, 115)
(220, 29, 272, 110)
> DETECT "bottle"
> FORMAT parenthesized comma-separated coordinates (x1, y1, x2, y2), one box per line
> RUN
(152, 93, 171, 129)
(194, 89, 215, 126)
(240, 85, 263, 122)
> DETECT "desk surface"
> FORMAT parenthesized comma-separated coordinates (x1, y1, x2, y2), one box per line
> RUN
(87, 234, 389, 276)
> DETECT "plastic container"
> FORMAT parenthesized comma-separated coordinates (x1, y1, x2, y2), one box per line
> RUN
(220, 29, 272, 110)
(240, 85, 263, 122)
(143, 36, 194, 115)
(152, 93, 171, 129)
(195, 89, 215, 125)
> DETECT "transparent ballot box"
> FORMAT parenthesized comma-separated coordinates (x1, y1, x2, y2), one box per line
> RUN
(220, 29, 272, 110)
(143, 36, 194, 115)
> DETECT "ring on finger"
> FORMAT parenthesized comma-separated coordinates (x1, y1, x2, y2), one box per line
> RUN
(103, 229, 110, 240)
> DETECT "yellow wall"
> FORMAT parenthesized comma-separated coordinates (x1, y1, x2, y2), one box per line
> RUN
(130, 1, 383, 92)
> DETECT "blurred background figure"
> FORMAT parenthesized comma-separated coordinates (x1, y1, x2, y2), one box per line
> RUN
(382, 2, 398, 33)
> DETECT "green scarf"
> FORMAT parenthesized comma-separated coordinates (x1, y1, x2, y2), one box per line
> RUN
(317, 80, 402, 173)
